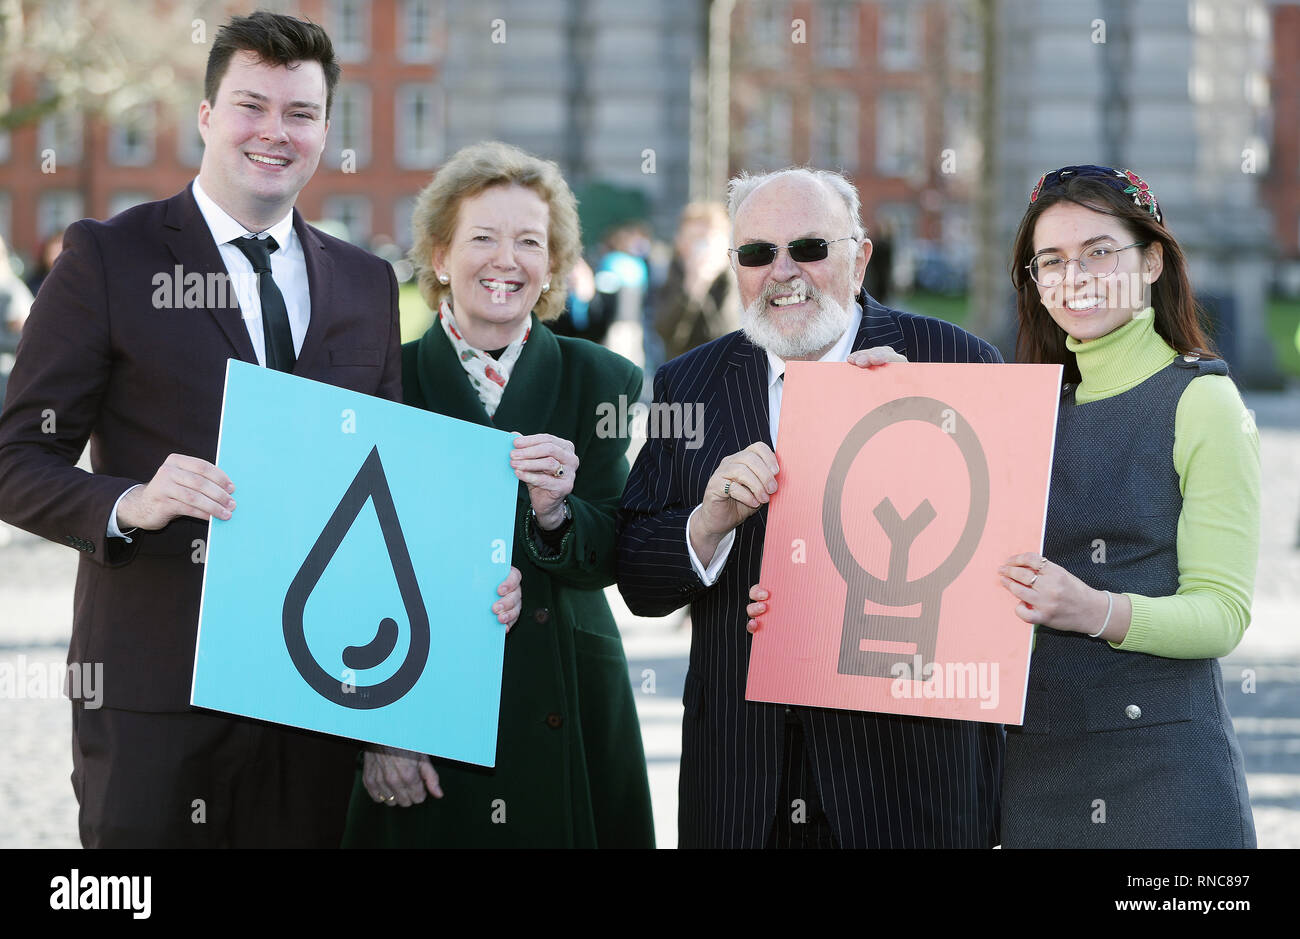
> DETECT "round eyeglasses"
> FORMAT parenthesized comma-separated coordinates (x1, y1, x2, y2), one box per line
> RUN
(1026, 241, 1148, 287)
(729, 236, 857, 268)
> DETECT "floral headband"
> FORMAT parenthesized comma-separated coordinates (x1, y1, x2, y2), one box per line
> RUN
(1029, 164, 1162, 224)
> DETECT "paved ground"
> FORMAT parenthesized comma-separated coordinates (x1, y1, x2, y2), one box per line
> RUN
(2, 387, 1297, 849)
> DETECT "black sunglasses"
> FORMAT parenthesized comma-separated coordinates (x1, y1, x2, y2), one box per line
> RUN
(729, 236, 857, 268)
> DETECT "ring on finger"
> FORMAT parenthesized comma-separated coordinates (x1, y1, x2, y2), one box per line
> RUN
(553, 460, 565, 478)
(1028, 573, 1039, 587)
(723, 480, 732, 497)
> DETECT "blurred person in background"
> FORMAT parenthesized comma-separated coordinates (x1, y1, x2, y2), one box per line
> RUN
(653, 202, 738, 362)
(547, 256, 615, 345)
(593, 222, 652, 370)
(860, 219, 894, 305)
(23, 232, 64, 297)
(0, 235, 34, 334)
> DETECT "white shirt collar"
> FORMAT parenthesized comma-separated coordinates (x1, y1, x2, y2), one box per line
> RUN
(763, 301, 864, 389)
(191, 177, 296, 249)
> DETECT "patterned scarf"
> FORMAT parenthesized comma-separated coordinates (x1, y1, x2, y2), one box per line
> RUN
(438, 301, 531, 418)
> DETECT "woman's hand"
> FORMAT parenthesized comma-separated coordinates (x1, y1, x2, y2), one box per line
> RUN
(745, 583, 770, 634)
(510, 433, 577, 529)
(494, 566, 522, 632)
(998, 553, 1124, 639)
(361, 745, 443, 806)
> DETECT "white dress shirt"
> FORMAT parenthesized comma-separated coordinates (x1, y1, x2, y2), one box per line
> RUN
(108, 179, 313, 541)
(686, 303, 864, 584)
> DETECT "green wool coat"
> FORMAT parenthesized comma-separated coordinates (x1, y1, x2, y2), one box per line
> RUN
(342, 315, 655, 848)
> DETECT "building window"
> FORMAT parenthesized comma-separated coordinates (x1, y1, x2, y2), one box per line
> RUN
(744, 90, 791, 170)
(321, 195, 372, 246)
(37, 191, 84, 241)
(748, 0, 791, 66)
(177, 118, 205, 167)
(396, 84, 443, 169)
(875, 92, 922, 177)
(811, 90, 858, 172)
(817, 1, 858, 67)
(879, 2, 920, 71)
(394, 194, 419, 251)
(107, 191, 150, 219)
(0, 192, 11, 247)
(401, 0, 442, 62)
(943, 91, 975, 175)
(107, 105, 156, 167)
(38, 108, 83, 166)
(330, 0, 371, 62)
(948, 0, 980, 71)
(325, 84, 371, 170)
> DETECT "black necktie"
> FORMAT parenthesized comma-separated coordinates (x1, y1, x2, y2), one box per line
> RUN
(230, 235, 296, 372)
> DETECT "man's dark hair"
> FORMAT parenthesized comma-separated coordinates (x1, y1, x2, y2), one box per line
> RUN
(204, 11, 341, 118)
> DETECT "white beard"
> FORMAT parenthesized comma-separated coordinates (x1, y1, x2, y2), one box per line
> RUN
(740, 278, 853, 360)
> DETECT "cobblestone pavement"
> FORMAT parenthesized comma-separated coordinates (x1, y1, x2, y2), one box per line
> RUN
(2, 388, 1297, 849)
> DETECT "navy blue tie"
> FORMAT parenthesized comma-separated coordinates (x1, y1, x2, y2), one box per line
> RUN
(230, 235, 296, 372)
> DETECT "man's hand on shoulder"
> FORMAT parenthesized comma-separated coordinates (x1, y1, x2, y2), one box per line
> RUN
(116, 454, 236, 531)
(846, 346, 907, 368)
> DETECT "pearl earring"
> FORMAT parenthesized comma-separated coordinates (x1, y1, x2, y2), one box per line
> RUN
(437, 273, 450, 285)
(541, 282, 550, 293)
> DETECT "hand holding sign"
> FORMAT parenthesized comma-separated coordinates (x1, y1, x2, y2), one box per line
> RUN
(117, 453, 236, 529)
(361, 745, 443, 806)
(688, 442, 779, 566)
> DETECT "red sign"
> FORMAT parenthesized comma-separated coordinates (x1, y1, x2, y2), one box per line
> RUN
(745, 362, 1061, 725)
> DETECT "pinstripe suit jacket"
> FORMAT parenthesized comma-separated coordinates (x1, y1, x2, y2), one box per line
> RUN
(616, 292, 1006, 848)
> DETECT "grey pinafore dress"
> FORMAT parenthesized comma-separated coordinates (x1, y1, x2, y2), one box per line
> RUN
(1001, 356, 1255, 848)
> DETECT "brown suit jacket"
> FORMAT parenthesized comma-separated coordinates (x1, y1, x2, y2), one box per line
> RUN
(0, 184, 402, 710)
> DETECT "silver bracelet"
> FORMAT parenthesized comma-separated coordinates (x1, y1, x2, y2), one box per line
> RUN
(1088, 591, 1114, 638)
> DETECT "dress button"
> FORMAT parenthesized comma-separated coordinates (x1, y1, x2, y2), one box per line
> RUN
(534, 607, 549, 624)
(1182, 354, 1199, 362)
(1124, 704, 1142, 720)
(546, 713, 563, 728)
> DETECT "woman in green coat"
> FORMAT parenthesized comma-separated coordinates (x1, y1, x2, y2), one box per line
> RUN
(341, 141, 655, 848)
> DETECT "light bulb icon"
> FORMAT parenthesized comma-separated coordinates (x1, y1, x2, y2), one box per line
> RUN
(822, 396, 989, 679)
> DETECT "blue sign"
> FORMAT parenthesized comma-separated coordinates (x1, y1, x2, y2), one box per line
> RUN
(193, 360, 517, 767)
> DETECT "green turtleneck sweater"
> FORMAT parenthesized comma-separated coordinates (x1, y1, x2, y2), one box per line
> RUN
(1065, 310, 1259, 659)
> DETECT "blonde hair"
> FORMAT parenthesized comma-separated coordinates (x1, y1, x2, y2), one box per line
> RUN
(409, 141, 581, 322)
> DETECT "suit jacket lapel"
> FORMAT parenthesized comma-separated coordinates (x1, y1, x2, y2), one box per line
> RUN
(414, 319, 495, 427)
(413, 313, 561, 434)
(294, 211, 333, 374)
(723, 332, 773, 451)
(852, 290, 908, 358)
(162, 185, 258, 364)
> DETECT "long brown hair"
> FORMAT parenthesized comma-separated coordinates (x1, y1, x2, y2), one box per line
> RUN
(1009, 174, 1216, 385)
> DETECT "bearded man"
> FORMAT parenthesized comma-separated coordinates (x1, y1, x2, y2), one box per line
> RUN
(616, 167, 1005, 848)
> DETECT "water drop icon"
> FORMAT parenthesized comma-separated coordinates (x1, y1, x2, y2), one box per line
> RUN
(282, 446, 430, 708)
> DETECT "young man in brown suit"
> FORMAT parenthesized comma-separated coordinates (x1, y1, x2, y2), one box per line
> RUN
(0, 12, 401, 847)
